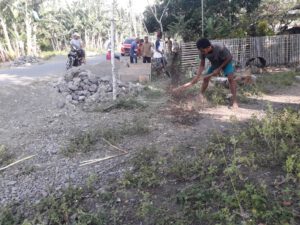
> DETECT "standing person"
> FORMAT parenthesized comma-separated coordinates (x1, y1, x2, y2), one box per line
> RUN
(153, 31, 170, 77)
(166, 36, 172, 54)
(137, 39, 143, 58)
(130, 38, 139, 64)
(70, 32, 85, 63)
(173, 38, 238, 108)
(141, 36, 152, 63)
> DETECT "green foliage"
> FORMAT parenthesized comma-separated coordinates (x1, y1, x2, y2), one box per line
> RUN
(108, 98, 147, 111)
(96, 98, 147, 112)
(62, 118, 150, 156)
(0, 145, 14, 167)
(143, 86, 164, 99)
(122, 147, 163, 189)
(33, 186, 107, 225)
(257, 20, 274, 36)
(0, 207, 21, 225)
(256, 72, 297, 93)
(62, 132, 96, 156)
(205, 85, 228, 106)
(40, 50, 67, 60)
(144, 0, 263, 40)
(247, 108, 300, 169)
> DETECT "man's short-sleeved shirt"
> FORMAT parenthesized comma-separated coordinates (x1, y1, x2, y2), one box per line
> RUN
(200, 44, 231, 68)
(130, 41, 137, 56)
(153, 39, 164, 58)
(70, 39, 82, 49)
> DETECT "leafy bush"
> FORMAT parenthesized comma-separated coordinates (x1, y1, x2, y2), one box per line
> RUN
(247, 108, 300, 169)
(0, 145, 14, 167)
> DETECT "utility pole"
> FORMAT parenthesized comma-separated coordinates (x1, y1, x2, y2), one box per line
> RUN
(111, 0, 116, 100)
(201, 0, 204, 37)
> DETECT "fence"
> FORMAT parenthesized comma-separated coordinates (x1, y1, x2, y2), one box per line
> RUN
(180, 34, 300, 71)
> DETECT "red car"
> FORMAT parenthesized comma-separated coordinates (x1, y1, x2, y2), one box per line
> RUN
(121, 38, 135, 56)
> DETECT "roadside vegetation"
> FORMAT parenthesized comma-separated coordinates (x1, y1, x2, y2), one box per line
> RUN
(0, 145, 14, 168)
(198, 71, 299, 106)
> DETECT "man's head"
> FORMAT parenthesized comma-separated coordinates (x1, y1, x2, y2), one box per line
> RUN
(73, 32, 80, 39)
(196, 38, 212, 55)
(144, 36, 149, 43)
(157, 31, 162, 39)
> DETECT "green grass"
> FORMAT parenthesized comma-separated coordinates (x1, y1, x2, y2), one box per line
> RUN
(0, 145, 14, 168)
(62, 117, 150, 156)
(39, 50, 67, 60)
(256, 71, 297, 93)
(205, 71, 298, 106)
(143, 86, 164, 99)
(93, 98, 147, 112)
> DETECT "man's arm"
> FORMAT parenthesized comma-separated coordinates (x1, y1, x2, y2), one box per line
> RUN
(172, 59, 206, 93)
(211, 55, 232, 76)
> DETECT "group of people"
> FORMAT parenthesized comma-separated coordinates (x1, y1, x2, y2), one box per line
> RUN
(129, 34, 179, 65)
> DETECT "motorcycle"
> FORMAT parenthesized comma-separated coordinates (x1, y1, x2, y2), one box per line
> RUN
(66, 45, 83, 70)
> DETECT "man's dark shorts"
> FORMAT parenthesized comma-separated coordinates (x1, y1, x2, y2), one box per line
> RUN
(143, 57, 151, 63)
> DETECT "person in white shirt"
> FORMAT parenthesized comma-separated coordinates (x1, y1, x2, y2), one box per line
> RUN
(70, 32, 85, 63)
(152, 32, 170, 77)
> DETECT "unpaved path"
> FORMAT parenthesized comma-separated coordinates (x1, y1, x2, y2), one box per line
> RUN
(0, 61, 299, 208)
(0, 54, 105, 85)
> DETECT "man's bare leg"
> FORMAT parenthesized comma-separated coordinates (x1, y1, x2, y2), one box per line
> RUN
(227, 74, 238, 108)
(201, 76, 211, 94)
(198, 76, 211, 104)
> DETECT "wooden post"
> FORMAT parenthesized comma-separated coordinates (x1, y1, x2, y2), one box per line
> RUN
(111, 0, 116, 100)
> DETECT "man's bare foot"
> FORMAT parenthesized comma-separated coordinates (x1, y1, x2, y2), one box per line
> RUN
(198, 93, 207, 104)
(229, 101, 239, 109)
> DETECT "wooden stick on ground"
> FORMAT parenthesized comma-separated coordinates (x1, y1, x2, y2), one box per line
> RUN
(0, 155, 36, 172)
(101, 137, 128, 154)
(80, 153, 127, 167)
(79, 138, 128, 167)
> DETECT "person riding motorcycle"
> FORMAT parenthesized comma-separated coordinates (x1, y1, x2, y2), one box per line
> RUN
(70, 32, 86, 64)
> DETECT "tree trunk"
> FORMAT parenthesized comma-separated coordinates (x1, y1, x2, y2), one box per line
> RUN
(32, 23, 38, 56)
(24, 1, 33, 55)
(12, 23, 23, 57)
(0, 17, 14, 57)
(0, 42, 7, 62)
(25, 15, 32, 55)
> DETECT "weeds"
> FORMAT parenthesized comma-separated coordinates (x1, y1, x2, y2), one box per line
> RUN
(62, 132, 97, 156)
(0, 145, 14, 168)
(0, 207, 22, 225)
(122, 147, 163, 188)
(62, 117, 150, 156)
(39, 51, 66, 60)
(100, 98, 147, 112)
(143, 86, 164, 98)
(256, 71, 297, 93)
(247, 108, 300, 170)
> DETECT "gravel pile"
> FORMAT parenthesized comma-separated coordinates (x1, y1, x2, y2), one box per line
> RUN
(56, 67, 144, 105)
(11, 56, 40, 67)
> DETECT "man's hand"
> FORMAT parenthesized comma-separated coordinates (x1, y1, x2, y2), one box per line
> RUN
(172, 86, 185, 95)
(212, 68, 221, 76)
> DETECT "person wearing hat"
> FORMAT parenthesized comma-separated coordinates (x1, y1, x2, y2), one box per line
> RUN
(70, 32, 86, 63)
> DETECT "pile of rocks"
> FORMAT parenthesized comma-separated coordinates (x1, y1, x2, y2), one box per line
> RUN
(56, 68, 144, 105)
(11, 56, 40, 67)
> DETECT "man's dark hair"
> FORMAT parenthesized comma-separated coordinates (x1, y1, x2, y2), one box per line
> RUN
(196, 38, 211, 49)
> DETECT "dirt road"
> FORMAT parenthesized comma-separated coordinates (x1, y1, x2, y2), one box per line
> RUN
(0, 54, 106, 85)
